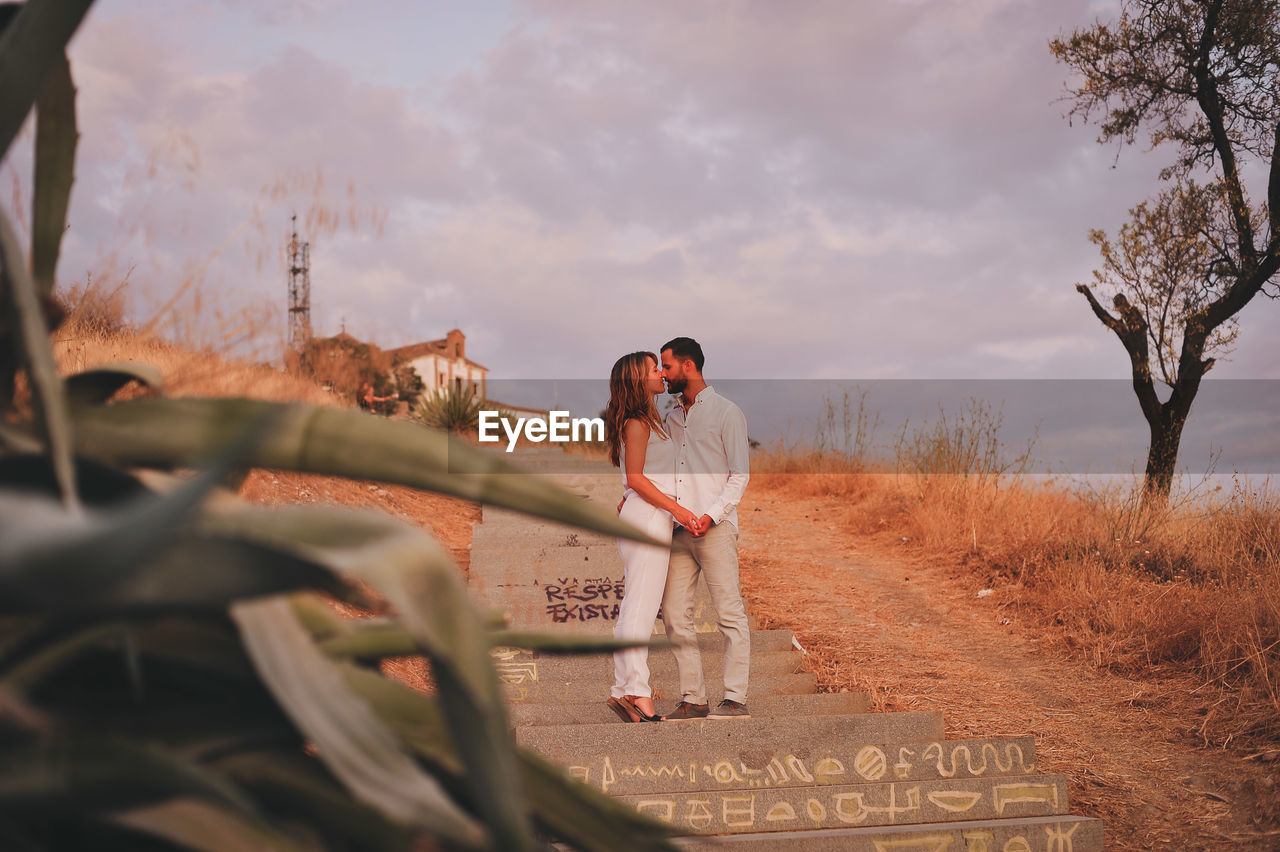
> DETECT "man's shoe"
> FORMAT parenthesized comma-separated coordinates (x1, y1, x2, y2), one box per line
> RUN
(665, 701, 709, 721)
(708, 699, 750, 719)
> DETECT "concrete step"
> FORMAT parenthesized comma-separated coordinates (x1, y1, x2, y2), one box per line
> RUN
(504, 671, 818, 704)
(494, 650, 802, 688)
(469, 540, 624, 568)
(516, 712, 946, 765)
(667, 814, 1104, 851)
(560, 736, 1038, 797)
(616, 774, 1072, 835)
(482, 502, 615, 528)
(468, 545, 624, 569)
(491, 629, 798, 655)
(471, 567, 738, 599)
(510, 692, 870, 729)
(478, 591, 747, 634)
(470, 525, 614, 550)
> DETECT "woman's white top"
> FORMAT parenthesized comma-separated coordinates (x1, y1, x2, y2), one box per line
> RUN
(620, 421, 677, 500)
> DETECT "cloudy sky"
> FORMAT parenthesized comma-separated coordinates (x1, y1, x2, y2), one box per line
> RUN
(6, 0, 1278, 393)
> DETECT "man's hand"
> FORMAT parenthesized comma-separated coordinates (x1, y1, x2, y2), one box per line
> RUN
(691, 514, 713, 536)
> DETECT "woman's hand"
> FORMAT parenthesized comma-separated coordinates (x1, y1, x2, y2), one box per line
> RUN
(672, 505, 700, 531)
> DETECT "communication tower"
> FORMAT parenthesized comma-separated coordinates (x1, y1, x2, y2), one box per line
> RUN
(287, 213, 312, 355)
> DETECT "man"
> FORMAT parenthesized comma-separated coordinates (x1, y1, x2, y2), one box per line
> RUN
(658, 337, 752, 720)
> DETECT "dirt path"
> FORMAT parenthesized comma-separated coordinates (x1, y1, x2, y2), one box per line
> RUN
(736, 488, 1280, 851)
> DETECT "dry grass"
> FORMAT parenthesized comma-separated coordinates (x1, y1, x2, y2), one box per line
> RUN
(736, 482, 1280, 849)
(52, 294, 338, 407)
(751, 449, 1280, 750)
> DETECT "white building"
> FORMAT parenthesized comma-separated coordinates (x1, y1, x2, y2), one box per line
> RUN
(390, 329, 488, 398)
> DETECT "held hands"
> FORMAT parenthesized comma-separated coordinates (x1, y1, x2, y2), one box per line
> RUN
(673, 507, 712, 537)
(618, 495, 711, 537)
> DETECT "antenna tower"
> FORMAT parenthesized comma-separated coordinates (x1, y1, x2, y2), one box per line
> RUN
(287, 213, 312, 356)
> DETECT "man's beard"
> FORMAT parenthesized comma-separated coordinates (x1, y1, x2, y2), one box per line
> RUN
(665, 377, 687, 395)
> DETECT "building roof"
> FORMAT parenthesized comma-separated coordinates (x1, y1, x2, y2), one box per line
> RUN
(388, 338, 488, 371)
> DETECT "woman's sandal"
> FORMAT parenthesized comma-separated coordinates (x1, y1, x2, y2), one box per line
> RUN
(606, 695, 663, 723)
(607, 696, 640, 723)
(622, 695, 663, 722)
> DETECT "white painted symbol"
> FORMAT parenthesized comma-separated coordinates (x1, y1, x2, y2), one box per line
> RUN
(635, 800, 674, 823)
(765, 802, 797, 823)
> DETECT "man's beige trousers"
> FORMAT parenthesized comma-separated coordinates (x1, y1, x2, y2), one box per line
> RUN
(661, 523, 751, 704)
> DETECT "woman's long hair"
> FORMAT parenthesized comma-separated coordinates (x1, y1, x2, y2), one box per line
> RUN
(604, 351, 667, 467)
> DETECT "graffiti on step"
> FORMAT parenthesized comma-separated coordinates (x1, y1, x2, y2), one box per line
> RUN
(542, 575, 625, 623)
(567, 741, 1036, 796)
(617, 779, 1068, 838)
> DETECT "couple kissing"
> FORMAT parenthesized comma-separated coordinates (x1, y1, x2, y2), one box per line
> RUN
(604, 337, 750, 724)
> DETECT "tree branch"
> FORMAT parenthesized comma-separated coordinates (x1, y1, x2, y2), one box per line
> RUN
(1193, 0, 1257, 267)
(1075, 283, 1122, 332)
(1270, 121, 1280, 241)
(1077, 284, 1162, 423)
(1111, 293, 1163, 423)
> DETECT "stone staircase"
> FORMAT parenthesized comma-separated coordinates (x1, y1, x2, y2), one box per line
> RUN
(474, 447, 1104, 850)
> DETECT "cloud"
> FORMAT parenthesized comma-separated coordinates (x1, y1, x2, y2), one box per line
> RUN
(23, 0, 1271, 399)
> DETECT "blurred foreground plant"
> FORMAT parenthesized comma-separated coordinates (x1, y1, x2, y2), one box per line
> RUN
(0, 3, 673, 849)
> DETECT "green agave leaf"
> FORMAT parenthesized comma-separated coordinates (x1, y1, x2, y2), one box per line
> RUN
(32, 50, 76, 296)
(111, 798, 312, 852)
(0, 412, 354, 613)
(319, 620, 667, 661)
(0, 455, 349, 614)
(0, 420, 42, 454)
(215, 750, 419, 852)
(0, 453, 150, 504)
(0, 0, 95, 160)
(229, 598, 486, 849)
(487, 630, 672, 656)
(0, 511, 346, 614)
(517, 748, 679, 852)
(65, 363, 163, 408)
(211, 507, 535, 849)
(0, 737, 258, 816)
(69, 397, 656, 543)
(318, 621, 417, 660)
(333, 663, 456, 772)
(288, 592, 351, 641)
(0, 813, 41, 852)
(0, 210, 76, 508)
(0, 619, 123, 693)
(335, 533, 536, 850)
(336, 664, 678, 852)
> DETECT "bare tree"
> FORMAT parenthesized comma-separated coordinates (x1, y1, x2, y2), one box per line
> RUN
(1052, 0, 1280, 502)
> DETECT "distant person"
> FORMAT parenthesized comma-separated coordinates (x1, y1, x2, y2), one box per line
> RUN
(605, 351, 702, 723)
(358, 381, 396, 413)
(659, 337, 752, 720)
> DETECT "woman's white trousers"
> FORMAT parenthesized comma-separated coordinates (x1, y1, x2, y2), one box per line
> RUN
(611, 492, 673, 699)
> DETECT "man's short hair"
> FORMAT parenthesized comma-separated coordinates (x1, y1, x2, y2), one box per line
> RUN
(661, 337, 705, 372)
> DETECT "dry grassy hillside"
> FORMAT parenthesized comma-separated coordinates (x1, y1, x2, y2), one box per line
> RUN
(751, 450, 1280, 751)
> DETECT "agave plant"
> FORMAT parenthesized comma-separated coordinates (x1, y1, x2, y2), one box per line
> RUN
(414, 386, 494, 435)
(0, 3, 673, 850)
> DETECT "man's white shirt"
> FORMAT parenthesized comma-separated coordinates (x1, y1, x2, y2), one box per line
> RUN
(663, 385, 750, 530)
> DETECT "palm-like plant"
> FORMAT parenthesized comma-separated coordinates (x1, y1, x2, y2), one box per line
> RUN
(0, 3, 673, 850)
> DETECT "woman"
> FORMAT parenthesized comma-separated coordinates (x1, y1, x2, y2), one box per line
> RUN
(358, 381, 396, 413)
(604, 351, 701, 723)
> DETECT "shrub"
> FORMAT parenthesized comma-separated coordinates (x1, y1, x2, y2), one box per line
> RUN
(415, 385, 491, 434)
